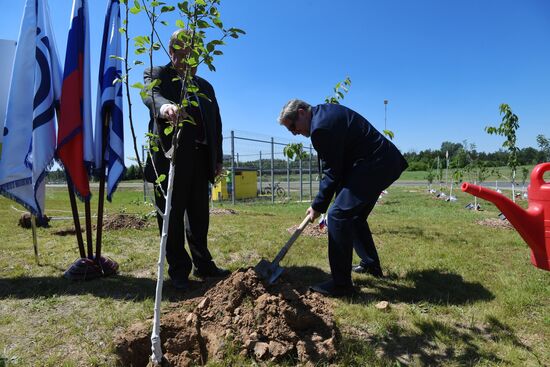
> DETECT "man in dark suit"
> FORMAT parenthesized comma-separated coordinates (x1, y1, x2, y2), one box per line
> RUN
(142, 30, 229, 290)
(278, 99, 408, 297)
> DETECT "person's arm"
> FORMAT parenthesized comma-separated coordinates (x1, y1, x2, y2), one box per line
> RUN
(142, 67, 174, 119)
(311, 127, 346, 213)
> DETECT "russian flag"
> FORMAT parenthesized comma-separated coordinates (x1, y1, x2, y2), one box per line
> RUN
(57, 0, 93, 200)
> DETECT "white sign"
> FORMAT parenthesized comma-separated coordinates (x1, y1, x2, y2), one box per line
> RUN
(0, 39, 17, 159)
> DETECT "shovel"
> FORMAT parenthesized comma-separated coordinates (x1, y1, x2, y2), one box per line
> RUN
(255, 215, 312, 284)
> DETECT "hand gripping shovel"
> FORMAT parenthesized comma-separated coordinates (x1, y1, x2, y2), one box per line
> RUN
(255, 215, 312, 284)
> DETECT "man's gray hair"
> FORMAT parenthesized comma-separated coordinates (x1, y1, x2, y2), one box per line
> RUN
(169, 29, 192, 53)
(278, 99, 311, 124)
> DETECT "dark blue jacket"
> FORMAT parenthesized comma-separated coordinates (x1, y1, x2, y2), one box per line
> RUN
(310, 104, 408, 213)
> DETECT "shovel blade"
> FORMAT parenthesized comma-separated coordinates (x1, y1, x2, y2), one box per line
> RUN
(254, 258, 283, 284)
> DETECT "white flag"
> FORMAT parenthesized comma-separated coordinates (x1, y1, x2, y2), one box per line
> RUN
(0, 0, 62, 216)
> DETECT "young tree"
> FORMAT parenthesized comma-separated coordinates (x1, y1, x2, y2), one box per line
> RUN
(485, 104, 520, 202)
(126, 1, 244, 364)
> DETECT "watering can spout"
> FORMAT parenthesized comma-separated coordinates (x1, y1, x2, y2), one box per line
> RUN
(461, 162, 550, 271)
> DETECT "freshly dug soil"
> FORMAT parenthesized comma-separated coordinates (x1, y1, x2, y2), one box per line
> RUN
(287, 224, 327, 238)
(103, 214, 148, 230)
(114, 268, 338, 366)
(52, 227, 85, 236)
(476, 218, 513, 230)
(18, 213, 50, 228)
(209, 208, 238, 215)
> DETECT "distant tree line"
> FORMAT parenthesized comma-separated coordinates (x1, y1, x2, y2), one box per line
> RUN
(404, 135, 550, 171)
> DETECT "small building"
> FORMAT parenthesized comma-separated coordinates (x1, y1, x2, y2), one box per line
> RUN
(212, 168, 257, 200)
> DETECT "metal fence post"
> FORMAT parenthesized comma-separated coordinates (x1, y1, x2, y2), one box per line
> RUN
(142, 145, 146, 202)
(231, 130, 235, 205)
(286, 155, 290, 200)
(236, 153, 239, 167)
(309, 144, 313, 201)
(271, 137, 275, 203)
(299, 157, 303, 202)
(259, 151, 262, 195)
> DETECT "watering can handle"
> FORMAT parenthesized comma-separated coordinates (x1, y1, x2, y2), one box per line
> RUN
(530, 162, 550, 190)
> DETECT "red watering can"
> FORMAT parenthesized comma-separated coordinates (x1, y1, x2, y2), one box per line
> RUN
(461, 162, 550, 271)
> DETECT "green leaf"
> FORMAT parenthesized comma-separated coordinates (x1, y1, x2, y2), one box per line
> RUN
(109, 55, 126, 62)
(178, 1, 189, 13)
(129, 6, 140, 14)
(161, 5, 175, 13)
(383, 129, 395, 140)
(196, 92, 211, 102)
(118, 27, 126, 34)
(213, 50, 223, 56)
(133, 0, 140, 9)
(164, 126, 174, 135)
(212, 18, 223, 29)
(152, 42, 161, 51)
(160, 20, 168, 26)
(190, 100, 199, 107)
(133, 60, 144, 65)
(131, 82, 144, 89)
(195, 0, 206, 6)
(155, 174, 166, 184)
(176, 19, 185, 28)
(197, 20, 210, 29)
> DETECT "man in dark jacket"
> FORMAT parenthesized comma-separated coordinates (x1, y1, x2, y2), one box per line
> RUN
(278, 99, 408, 297)
(142, 30, 229, 290)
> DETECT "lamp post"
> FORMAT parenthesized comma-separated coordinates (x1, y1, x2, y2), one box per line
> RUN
(384, 99, 388, 130)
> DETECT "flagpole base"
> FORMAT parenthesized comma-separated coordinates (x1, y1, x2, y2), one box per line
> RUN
(63, 256, 119, 281)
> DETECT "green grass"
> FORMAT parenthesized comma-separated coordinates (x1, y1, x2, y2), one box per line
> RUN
(0, 185, 548, 366)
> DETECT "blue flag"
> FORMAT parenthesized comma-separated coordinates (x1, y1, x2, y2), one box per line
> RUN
(0, 0, 62, 216)
(95, 0, 125, 201)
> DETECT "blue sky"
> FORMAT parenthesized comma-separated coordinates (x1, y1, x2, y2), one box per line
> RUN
(1, 0, 549, 164)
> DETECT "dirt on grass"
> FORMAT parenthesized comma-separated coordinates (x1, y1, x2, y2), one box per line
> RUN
(209, 208, 238, 215)
(103, 214, 149, 230)
(114, 268, 338, 366)
(287, 224, 327, 238)
(476, 218, 513, 230)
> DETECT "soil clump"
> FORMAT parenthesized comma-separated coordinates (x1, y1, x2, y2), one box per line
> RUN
(476, 218, 513, 230)
(114, 268, 338, 366)
(209, 208, 238, 215)
(103, 213, 148, 230)
(287, 224, 327, 238)
(18, 213, 50, 228)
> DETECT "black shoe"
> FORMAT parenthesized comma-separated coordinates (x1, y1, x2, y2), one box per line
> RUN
(192, 266, 231, 278)
(352, 264, 384, 278)
(170, 278, 189, 290)
(309, 280, 354, 298)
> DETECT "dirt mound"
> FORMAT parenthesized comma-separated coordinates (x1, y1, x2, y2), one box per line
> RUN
(209, 208, 238, 215)
(476, 218, 513, 230)
(18, 213, 50, 228)
(287, 224, 327, 238)
(114, 269, 338, 366)
(103, 214, 148, 230)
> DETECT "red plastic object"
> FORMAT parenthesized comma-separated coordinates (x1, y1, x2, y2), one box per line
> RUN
(461, 162, 550, 271)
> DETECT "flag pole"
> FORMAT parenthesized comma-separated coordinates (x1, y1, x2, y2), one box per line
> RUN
(95, 110, 110, 266)
(85, 200, 93, 258)
(31, 214, 39, 265)
(55, 106, 86, 259)
(67, 180, 86, 258)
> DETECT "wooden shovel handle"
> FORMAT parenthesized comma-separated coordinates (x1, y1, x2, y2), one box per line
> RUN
(271, 215, 312, 266)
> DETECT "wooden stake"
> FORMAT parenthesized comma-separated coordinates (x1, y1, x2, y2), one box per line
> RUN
(31, 214, 39, 265)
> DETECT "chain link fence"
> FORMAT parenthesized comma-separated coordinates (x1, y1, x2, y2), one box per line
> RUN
(143, 130, 321, 204)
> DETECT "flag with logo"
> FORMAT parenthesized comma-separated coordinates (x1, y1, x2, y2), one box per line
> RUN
(95, 0, 125, 201)
(57, 0, 94, 200)
(0, 0, 62, 216)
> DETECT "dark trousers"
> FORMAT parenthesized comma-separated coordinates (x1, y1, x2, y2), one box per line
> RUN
(155, 144, 215, 281)
(327, 194, 380, 286)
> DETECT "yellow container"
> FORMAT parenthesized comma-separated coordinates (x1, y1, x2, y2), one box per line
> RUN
(212, 168, 258, 200)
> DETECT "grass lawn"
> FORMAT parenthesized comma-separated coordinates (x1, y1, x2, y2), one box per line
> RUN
(0, 185, 548, 366)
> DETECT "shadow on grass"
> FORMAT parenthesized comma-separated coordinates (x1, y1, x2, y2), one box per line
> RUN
(0, 274, 225, 302)
(342, 315, 542, 366)
(354, 268, 494, 305)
